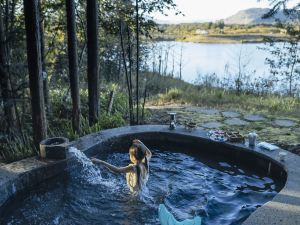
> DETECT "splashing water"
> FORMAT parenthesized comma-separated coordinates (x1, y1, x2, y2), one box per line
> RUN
(67, 147, 103, 184)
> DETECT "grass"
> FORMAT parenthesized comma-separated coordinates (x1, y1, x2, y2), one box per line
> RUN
(146, 76, 300, 146)
(150, 86, 300, 117)
(0, 133, 37, 163)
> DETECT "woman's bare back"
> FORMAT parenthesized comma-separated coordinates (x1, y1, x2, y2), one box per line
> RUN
(126, 163, 148, 193)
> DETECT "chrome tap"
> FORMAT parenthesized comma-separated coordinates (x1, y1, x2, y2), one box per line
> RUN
(168, 112, 177, 130)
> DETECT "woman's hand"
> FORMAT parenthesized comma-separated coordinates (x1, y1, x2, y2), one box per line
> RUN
(133, 139, 143, 145)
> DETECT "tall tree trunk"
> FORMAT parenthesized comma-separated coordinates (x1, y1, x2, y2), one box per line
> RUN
(86, 0, 99, 125)
(5, 0, 8, 34)
(107, 90, 115, 115)
(0, 7, 17, 131)
(38, 0, 50, 115)
(126, 25, 134, 123)
(135, 0, 139, 124)
(23, 0, 47, 149)
(171, 50, 175, 77)
(119, 21, 134, 125)
(164, 48, 169, 75)
(141, 84, 147, 123)
(289, 51, 297, 97)
(158, 53, 162, 75)
(179, 45, 183, 80)
(66, 0, 81, 133)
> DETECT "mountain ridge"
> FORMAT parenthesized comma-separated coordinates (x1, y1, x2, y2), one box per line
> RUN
(224, 8, 291, 25)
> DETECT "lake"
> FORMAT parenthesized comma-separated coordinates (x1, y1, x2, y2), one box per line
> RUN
(148, 41, 272, 84)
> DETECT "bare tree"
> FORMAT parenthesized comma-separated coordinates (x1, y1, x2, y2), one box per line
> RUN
(158, 48, 162, 75)
(178, 44, 183, 80)
(171, 50, 175, 77)
(163, 46, 170, 75)
(233, 44, 253, 95)
(264, 41, 300, 97)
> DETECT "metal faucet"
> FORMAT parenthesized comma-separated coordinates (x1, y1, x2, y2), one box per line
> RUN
(168, 112, 177, 130)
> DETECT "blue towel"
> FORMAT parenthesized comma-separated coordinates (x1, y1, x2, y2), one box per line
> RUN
(159, 204, 202, 225)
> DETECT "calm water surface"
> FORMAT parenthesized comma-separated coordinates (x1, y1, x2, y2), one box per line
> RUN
(150, 42, 272, 83)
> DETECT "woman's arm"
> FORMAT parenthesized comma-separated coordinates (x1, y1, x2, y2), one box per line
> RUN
(133, 139, 152, 160)
(92, 158, 134, 174)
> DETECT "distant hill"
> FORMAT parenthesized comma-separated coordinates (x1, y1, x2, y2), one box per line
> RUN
(224, 8, 291, 25)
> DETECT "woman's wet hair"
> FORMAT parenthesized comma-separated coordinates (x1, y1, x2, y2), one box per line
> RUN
(129, 143, 148, 189)
(130, 144, 146, 160)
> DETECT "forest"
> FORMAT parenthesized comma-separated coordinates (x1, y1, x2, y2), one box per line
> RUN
(0, 0, 181, 162)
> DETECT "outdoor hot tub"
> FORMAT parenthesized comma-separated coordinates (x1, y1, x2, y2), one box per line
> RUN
(0, 125, 299, 225)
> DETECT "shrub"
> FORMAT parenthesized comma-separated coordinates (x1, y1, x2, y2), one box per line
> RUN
(49, 113, 126, 141)
(0, 133, 36, 163)
(161, 88, 183, 102)
(98, 113, 126, 129)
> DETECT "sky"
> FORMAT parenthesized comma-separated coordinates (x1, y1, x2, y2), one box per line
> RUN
(153, 0, 299, 23)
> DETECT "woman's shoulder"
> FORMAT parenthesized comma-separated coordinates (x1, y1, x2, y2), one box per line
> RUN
(127, 164, 137, 171)
(128, 164, 146, 172)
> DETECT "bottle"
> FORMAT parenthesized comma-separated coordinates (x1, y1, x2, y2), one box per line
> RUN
(248, 132, 258, 147)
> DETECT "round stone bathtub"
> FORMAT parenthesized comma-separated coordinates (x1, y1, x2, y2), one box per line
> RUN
(0, 125, 299, 225)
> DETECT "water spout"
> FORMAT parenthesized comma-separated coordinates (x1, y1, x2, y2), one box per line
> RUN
(67, 147, 102, 184)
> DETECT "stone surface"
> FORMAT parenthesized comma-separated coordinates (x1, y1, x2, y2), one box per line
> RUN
(274, 119, 297, 127)
(222, 111, 241, 118)
(224, 118, 249, 126)
(0, 157, 5, 167)
(293, 127, 300, 133)
(202, 122, 223, 129)
(186, 107, 220, 115)
(244, 114, 266, 122)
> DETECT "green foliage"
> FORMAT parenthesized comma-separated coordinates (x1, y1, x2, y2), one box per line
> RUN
(72, 113, 125, 138)
(159, 88, 183, 102)
(0, 133, 37, 163)
(48, 84, 128, 141)
(145, 72, 191, 95)
(49, 113, 125, 142)
(100, 83, 129, 116)
(97, 112, 126, 129)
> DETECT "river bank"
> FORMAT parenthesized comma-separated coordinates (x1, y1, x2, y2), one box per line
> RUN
(153, 33, 289, 44)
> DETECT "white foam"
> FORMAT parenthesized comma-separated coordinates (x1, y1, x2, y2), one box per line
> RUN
(67, 147, 102, 184)
(52, 216, 60, 225)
